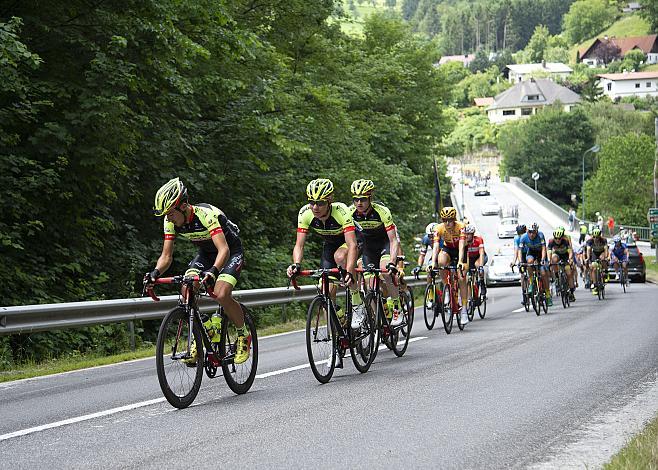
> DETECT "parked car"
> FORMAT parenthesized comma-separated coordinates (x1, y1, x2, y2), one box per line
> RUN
(474, 185, 490, 196)
(484, 245, 520, 286)
(497, 217, 518, 239)
(480, 197, 501, 216)
(606, 241, 646, 283)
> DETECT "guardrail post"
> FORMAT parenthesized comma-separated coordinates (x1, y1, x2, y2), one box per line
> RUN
(127, 321, 135, 351)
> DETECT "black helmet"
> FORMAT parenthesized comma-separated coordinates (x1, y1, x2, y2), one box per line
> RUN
(516, 224, 526, 235)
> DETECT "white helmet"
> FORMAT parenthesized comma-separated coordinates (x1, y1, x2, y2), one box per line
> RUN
(425, 222, 438, 235)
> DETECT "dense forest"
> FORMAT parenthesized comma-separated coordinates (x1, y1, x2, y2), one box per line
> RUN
(1, 1, 454, 310)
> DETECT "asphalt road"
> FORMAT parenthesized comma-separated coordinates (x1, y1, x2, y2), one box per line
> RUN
(1, 181, 657, 469)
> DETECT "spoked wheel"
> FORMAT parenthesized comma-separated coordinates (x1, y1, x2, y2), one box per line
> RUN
(467, 281, 475, 322)
(220, 307, 258, 394)
(391, 294, 411, 357)
(540, 291, 548, 314)
(423, 283, 437, 330)
(621, 271, 627, 293)
(156, 307, 204, 409)
(456, 294, 465, 331)
(306, 296, 336, 384)
(478, 281, 487, 319)
(560, 278, 568, 309)
(349, 304, 376, 373)
(399, 289, 414, 338)
(365, 292, 383, 362)
(440, 286, 454, 334)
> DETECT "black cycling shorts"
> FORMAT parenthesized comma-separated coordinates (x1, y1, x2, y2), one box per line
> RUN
(186, 249, 244, 287)
(361, 238, 391, 269)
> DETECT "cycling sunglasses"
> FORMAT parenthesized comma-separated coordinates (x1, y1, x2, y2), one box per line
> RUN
(352, 197, 369, 203)
(308, 200, 328, 207)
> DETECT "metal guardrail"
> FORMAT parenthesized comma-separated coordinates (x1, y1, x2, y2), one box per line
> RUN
(0, 279, 425, 335)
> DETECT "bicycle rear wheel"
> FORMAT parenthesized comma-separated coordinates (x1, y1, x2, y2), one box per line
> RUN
(156, 307, 204, 409)
(621, 270, 627, 293)
(220, 307, 258, 394)
(306, 296, 336, 383)
(399, 289, 414, 338)
(423, 283, 436, 330)
(350, 303, 376, 373)
(391, 295, 411, 357)
(440, 284, 453, 334)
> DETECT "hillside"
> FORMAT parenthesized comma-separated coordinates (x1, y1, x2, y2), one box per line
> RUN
(570, 14, 651, 63)
(338, 0, 401, 36)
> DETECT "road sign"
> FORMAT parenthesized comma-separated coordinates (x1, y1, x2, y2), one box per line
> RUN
(649, 208, 658, 225)
(531, 172, 540, 181)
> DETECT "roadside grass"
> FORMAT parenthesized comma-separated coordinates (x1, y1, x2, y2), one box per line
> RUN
(0, 318, 307, 383)
(603, 412, 658, 469)
(646, 255, 658, 283)
(570, 14, 650, 63)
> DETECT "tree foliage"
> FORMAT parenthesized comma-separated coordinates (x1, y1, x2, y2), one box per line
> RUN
(498, 106, 596, 205)
(563, 0, 618, 45)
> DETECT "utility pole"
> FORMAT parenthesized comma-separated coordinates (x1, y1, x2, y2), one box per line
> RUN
(654, 118, 658, 260)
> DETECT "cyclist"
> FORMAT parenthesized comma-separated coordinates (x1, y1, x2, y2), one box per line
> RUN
(547, 226, 576, 302)
(348, 179, 401, 326)
(517, 222, 552, 307)
(511, 224, 527, 305)
(415, 222, 438, 272)
(144, 177, 250, 364)
(609, 235, 629, 284)
(575, 244, 587, 287)
(430, 207, 469, 325)
(585, 227, 609, 295)
(578, 221, 588, 244)
(286, 178, 358, 326)
(462, 225, 487, 306)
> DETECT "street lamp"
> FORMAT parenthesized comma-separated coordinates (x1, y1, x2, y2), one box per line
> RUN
(582, 144, 600, 220)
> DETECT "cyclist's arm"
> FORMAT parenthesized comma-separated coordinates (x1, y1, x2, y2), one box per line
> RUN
(344, 229, 358, 278)
(154, 238, 175, 274)
(386, 225, 399, 262)
(476, 245, 485, 267)
(209, 231, 230, 271)
(292, 231, 307, 265)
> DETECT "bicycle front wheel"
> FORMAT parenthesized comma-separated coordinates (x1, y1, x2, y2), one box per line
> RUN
(467, 281, 475, 322)
(156, 307, 204, 409)
(399, 289, 414, 338)
(478, 281, 487, 319)
(220, 306, 258, 394)
(423, 283, 437, 330)
(350, 304, 376, 373)
(306, 296, 336, 383)
(391, 295, 411, 357)
(440, 285, 453, 334)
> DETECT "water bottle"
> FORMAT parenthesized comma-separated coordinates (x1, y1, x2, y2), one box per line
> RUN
(209, 313, 222, 343)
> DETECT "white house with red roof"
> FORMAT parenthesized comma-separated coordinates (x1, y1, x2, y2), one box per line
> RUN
(597, 71, 658, 100)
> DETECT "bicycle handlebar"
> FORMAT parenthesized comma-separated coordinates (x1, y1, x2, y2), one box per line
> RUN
(289, 268, 344, 291)
(144, 275, 218, 301)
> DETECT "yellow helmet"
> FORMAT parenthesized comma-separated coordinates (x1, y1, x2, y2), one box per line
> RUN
(153, 177, 188, 216)
(306, 178, 334, 200)
(350, 179, 375, 197)
(440, 206, 457, 220)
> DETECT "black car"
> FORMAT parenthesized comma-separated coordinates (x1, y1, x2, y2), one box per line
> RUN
(607, 242, 646, 283)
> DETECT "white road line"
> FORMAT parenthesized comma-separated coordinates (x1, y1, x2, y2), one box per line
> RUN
(0, 336, 428, 442)
(512, 307, 526, 313)
(0, 398, 166, 442)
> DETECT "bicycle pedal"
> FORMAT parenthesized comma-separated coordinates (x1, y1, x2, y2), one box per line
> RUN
(221, 354, 235, 366)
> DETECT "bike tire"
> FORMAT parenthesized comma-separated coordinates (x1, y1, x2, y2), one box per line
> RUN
(350, 302, 376, 373)
(400, 289, 414, 338)
(621, 271, 627, 293)
(440, 284, 453, 334)
(540, 292, 548, 314)
(156, 307, 204, 409)
(467, 281, 475, 322)
(220, 306, 258, 395)
(530, 280, 540, 316)
(391, 294, 411, 357)
(306, 296, 336, 384)
(478, 281, 487, 319)
(560, 275, 568, 309)
(365, 292, 382, 363)
(423, 283, 436, 331)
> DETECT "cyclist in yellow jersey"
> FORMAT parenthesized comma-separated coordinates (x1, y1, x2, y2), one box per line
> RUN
(144, 178, 250, 364)
(348, 179, 401, 326)
(430, 206, 469, 325)
(287, 179, 358, 318)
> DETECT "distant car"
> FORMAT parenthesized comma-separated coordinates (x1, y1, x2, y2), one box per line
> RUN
(480, 197, 500, 216)
(497, 217, 518, 239)
(606, 241, 646, 283)
(484, 246, 520, 286)
(474, 185, 490, 196)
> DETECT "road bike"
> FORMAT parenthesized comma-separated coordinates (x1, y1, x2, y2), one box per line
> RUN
(358, 265, 411, 361)
(437, 264, 464, 334)
(291, 267, 376, 383)
(419, 268, 441, 330)
(525, 261, 549, 316)
(145, 275, 258, 409)
(551, 261, 571, 309)
(512, 263, 530, 312)
(466, 267, 487, 320)
(590, 259, 606, 300)
(612, 259, 628, 293)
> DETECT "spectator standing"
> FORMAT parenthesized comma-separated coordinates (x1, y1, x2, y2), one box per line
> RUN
(596, 212, 604, 232)
(568, 208, 575, 231)
(607, 216, 615, 236)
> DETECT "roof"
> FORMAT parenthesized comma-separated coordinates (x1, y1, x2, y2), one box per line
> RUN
(488, 78, 581, 111)
(474, 97, 495, 107)
(597, 71, 658, 80)
(438, 54, 475, 65)
(580, 34, 658, 59)
(505, 63, 573, 74)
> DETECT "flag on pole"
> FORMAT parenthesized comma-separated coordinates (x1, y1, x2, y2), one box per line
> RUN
(433, 157, 441, 222)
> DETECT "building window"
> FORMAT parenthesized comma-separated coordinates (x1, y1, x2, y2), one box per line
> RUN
(521, 108, 533, 115)
(527, 95, 540, 101)
(635, 83, 641, 88)
(607, 83, 612, 91)
(647, 82, 652, 88)
(502, 110, 516, 116)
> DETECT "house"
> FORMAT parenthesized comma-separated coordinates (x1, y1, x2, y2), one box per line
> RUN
(579, 34, 658, 67)
(504, 62, 573, 83)
(622, 2, 642, 13)
(487, 78, 581, 124)
(597, 71, 658, 100)
(438, 54, 475, 67)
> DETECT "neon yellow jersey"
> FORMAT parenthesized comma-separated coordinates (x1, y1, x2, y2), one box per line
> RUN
(348, 202, 395, 241)
(164, 203, 241, 252)
(297, 202, 356, 243)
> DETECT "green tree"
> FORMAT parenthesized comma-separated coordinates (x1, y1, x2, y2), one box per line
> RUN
(640, 0, 658, 32)
(583, 133, 655, 223)
(522, 25, 551, 63)
(498, 106, 596, 204)
(563, 0, 618, 45)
